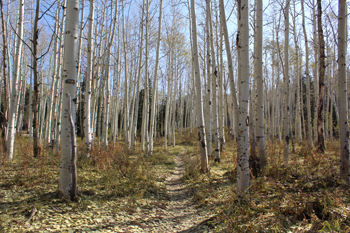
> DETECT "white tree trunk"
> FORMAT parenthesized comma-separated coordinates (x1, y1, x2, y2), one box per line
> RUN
(205, 18, 212, 158)
(283, 0, 290, 164)
(103, 0, 118, 149)
(236, 0, 250, 198)
(149, 0, 163, 155)
(254, 0, 266, 168)
(59, 0, 80, 196)
(301, 1, 313, 148)
(122, 2, 130, 145)
(206, 0, 220, 161)
(84, 0, 94, 155)
(7, 0, 24, 160)
(219, 0, 238, 139)
(190, 0, 209, 173)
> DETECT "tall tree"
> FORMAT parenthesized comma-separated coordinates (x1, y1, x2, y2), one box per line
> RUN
(219, 0, 239, 139)
(0, 0, 9, 153)
(236, 0, 250, 198)
(301, 0, 313, 149)
(254, 0, 266, 168)
(7, 0, 24, 160)
(59, 0, 80, 196)
(206, 0, 220, 162)
(283, 0, 290, 164)
(316, 0, 325, 152)
(84, 0, 95, 156)
(190, 0, 209, 173)
(149, 0, 163, 155)
(338, 0, 349, 182)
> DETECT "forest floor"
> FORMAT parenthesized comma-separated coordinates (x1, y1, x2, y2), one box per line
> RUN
(1, 131, 350, 232)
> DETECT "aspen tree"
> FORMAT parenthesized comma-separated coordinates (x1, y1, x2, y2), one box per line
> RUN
(113, 26, 121, 144)
(301, 1, 313, 149)
(59, 0, 80, 196)
(205, 17, 212, 158)
(0, 0, 9, 152)
(75, 1, 85, 139)
(32, 0, 42, 157)
(103, 0, 119, 148)
(47, 2, 62, 148)
(219, 0, 238, 139)
(190, 0, 209, 173)
(219, 27, 225, 150)
(312, 0, 318, 143)
(236, 0, 250, 198)
(84, 0, 94, 155)
(148, 0, 162, 154)
(283, 0, 290, 164)
(164, 53, 172, 150)
(292, 2, 301, 143)
(54, 0, 67, 154)
(254, 0, 265, 168)
(141, 0, 150, 152)
(7, 0, 24, 160)
(131, 4, 145, 150)
(316, 0, 325, 153)
(338, 0, 349, 182)
(206, 0, 220, 162)
(171, 57, 177, 147)
(122, 1, 130, 145)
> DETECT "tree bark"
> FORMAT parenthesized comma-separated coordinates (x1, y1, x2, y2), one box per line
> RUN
(254, 0, 266, 168)
(149, 0, 163, 155)
(59, 0, 80, 196)
(0, 0, 9, 153)
(7, 0, 24, 160)
(338, 0, 349, 182)
(301, 0, 313, 149)
(236, 0, 250, 199)
(283, 0, 290, 164)
(190, 0, 209, 173)
(316, 0, 325, 153)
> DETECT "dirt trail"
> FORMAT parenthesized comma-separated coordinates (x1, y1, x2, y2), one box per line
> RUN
(148, 150, 215, 232)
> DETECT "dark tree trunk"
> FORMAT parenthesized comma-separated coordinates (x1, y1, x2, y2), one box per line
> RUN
(317, 0, 325, 153)
(33, 0, 41, 157)
(0, 0, 8, 153)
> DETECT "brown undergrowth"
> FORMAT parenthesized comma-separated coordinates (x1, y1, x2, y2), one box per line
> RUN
(1, 132, 350, 232)
(180, 134, 350, 232)
(0, 136, 171, 232)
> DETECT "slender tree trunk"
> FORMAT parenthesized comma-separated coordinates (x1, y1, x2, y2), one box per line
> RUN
(254, 0, 266, 168)
(338, 0, 349, 181)
(283, 0, 290, 164)
(205, 18, 212, 158)
(0, 0, 8, 153)
(7, 0, 24, 160)
(219, 0, 238, 139)
(84, 0, 94, 156)
(47, 3, 62, 148)
(206, 0, 220, 161)
(122, 2, 130, 145)
(59, 0, 80, 196)
(316, 0, 325, 153)
(190, 0, 209, 173)
(301, 1, 313, 149)
(236, 0, 250, 198)
(313, 0, 318, 144)
(103, 0, 119, 149)
(149, 0, 163, 155)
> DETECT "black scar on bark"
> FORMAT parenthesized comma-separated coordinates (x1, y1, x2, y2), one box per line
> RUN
(285, 135, 289, 144)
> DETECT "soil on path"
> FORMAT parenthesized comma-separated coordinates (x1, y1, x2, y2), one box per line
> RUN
(146, 150, 215, 233)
